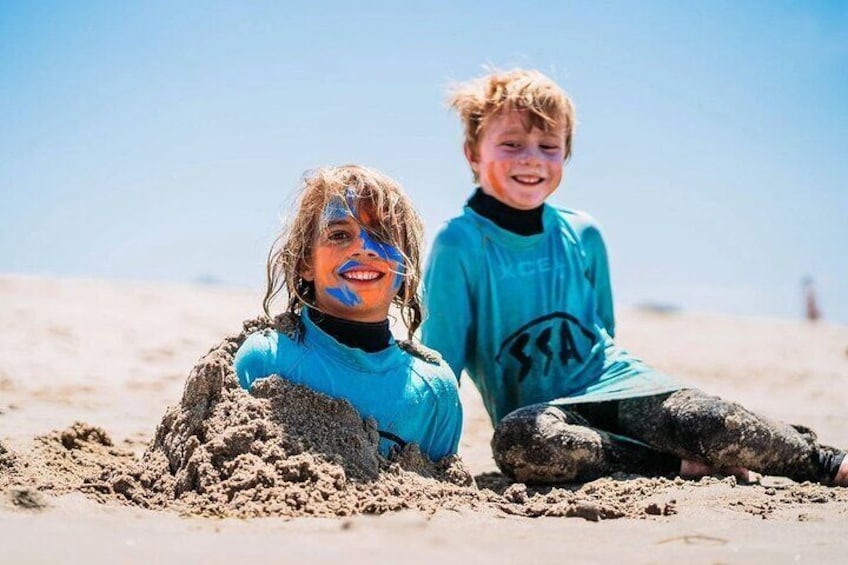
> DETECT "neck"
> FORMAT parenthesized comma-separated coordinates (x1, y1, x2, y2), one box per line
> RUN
(467, 188, 544, 235)
(308, 308, 391, 352)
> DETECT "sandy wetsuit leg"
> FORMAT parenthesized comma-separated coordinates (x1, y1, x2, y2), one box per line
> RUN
(618, 389, 846, 484)
(491, 403, 679, 483)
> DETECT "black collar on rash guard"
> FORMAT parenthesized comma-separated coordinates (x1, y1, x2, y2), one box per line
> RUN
(467, 187, 544, 236)
(308, 308, 392, 353)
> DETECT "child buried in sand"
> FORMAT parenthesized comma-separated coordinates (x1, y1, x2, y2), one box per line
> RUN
(236, 164, 462, 461)
(421, 68, 848, 486)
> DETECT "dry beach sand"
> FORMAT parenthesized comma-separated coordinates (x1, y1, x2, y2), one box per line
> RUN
(1, 275, 847, 563)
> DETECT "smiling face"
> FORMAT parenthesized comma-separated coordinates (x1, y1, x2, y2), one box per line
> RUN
(300, 196, 404, 323)
(466, 109, 567, 210)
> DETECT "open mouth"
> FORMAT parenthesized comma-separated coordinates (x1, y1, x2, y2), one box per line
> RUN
(340, 270, 385, 282)
(512, 175, 545, 185)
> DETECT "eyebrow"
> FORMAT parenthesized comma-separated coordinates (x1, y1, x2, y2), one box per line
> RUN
(498, 126, 563, 137)
(325, 218, 355, 229)
(495, 128, 527, 137)
(325, 213, 386, 237)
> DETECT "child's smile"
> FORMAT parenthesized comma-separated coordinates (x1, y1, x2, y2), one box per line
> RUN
(339, 262, 384, 282)
(303, 198, 404, 322)
(513, 175, 544, 184)
(466, 109, 566, 210)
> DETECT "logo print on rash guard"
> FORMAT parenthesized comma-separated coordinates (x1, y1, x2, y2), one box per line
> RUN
(495, 312, 596, 383)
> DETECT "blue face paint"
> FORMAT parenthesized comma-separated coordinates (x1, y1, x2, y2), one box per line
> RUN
(390, 264, 404, 292)
(326, 285, 362, 307)
(359, 228, 403, 263)
(338, 259, 364, 273)
(359, 227, 405, 291)
(322, 196, 350, 223)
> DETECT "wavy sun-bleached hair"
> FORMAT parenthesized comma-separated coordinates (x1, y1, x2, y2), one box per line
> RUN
(263, 164, 425, 339)
(447, 68, 576, 182)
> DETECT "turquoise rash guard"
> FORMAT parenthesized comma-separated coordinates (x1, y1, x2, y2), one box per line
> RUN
(421, 202, 684, 425)
(234, 308, 463, 461)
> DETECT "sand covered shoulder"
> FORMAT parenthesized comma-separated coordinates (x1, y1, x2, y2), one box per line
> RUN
(2, 275, 847, 563)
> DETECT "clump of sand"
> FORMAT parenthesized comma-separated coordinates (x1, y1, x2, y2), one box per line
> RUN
(0, 440, 21, 488)
(477, 472, 680, 520)
(31, 423, 136, 493)
(1, 424, 130, 510)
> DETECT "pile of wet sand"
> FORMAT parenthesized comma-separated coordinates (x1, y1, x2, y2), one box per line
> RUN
(97, 316, 485, 517)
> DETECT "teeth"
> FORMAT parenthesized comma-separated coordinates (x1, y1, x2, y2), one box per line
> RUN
(514, 175, 542, 184)
(342, 271, 381, 281)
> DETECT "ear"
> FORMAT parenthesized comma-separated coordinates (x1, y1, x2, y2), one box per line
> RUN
(464, 143, 479, 175)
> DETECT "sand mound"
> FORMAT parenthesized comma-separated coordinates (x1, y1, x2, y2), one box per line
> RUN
(98, 316, 486, 518)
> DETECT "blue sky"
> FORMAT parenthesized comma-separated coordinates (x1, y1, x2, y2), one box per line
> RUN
(2, 1, 846, 323)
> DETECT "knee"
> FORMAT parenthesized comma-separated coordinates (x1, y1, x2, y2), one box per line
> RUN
(491, 405, 557, 468)
(492, 405, 602, 484)
(665, 389, 739, 433)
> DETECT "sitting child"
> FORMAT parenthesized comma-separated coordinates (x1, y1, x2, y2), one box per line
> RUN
(421, 69, 847, 485)
(236, 164, 462, 461)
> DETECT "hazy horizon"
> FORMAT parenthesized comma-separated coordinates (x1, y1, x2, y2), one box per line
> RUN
(2, 2, 846, 323)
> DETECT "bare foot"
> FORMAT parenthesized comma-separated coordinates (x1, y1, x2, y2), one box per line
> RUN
(833, 457, 848, 487)
(680, 459, 750, 482)
(679, 459, 712, 478)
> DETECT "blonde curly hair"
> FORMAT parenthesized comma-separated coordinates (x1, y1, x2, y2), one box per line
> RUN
(263, 164, 425, 338)
(447, 68, 576, 182)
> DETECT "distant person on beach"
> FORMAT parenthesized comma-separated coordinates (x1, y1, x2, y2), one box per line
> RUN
(802, 276, 821, 322)
(235, 165, 462, 461)
(421, 69, 847, 485)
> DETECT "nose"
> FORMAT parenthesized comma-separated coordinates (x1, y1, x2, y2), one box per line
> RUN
(352, 246, 378, 258)
(518, 146, 543, 165)
(352, 228, 379, 257)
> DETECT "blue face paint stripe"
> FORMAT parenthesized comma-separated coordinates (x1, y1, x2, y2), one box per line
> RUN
(322, 197, 350, 223)
(326, 285, 362, 307)
(359, 228, 403, 262)
(358, 227, 406, 291)
(392, 264, 404, 291)
(338, 260, 364, 273)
